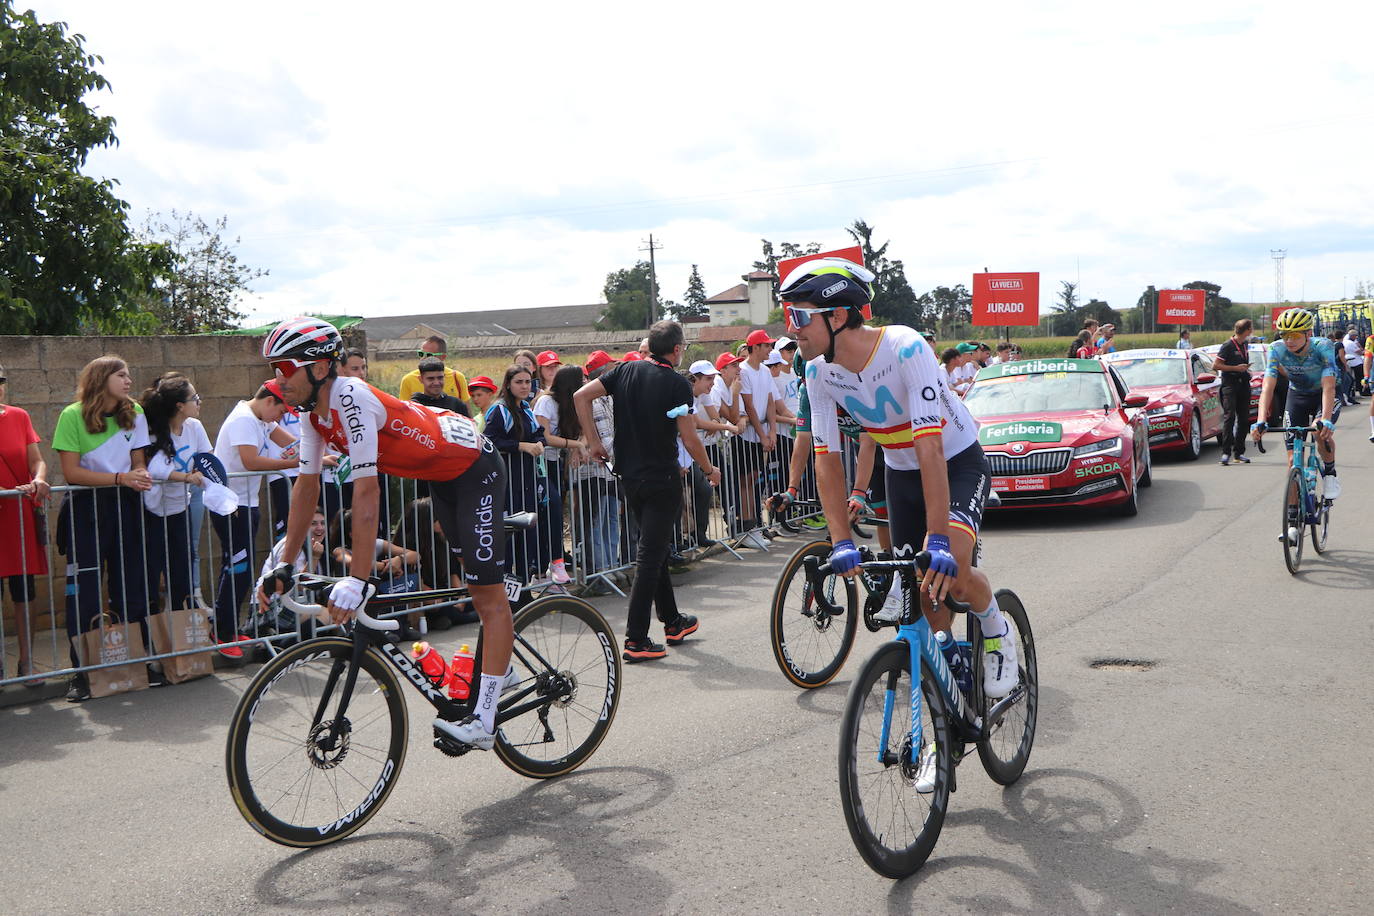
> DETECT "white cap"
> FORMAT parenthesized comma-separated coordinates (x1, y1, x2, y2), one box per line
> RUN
(773, 336, 795, 351)
(764, 351, 785, 366)
(688, 359, 719, 376)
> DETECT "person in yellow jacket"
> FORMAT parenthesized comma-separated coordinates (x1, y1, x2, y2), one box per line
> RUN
(397, 335, 470, 403)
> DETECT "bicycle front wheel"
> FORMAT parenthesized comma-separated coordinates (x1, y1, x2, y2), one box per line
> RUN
(769, 539, 859, 688)
(226, 636, 408, 847)
(838, 639, 953, 879)
(1283, 467, 1305, 575)
(973, 589, 1038, 785)
(494, 595, 622, 778)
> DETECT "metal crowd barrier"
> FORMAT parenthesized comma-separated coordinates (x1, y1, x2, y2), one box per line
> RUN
(1, 429, 856, 693)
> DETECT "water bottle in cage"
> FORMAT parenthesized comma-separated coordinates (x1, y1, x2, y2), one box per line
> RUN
(411, 642, 449, 689)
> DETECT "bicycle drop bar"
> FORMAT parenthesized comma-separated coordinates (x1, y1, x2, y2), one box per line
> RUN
(802, 553, 972, 616)
(280, 580, 400, 632)
(1254, 425, 1318, 455)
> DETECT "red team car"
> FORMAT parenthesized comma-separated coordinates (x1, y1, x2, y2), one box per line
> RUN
(1101, 349, 1223, 459)
(964, 357, 1152, 516)
(1196, 341, 1269, 422)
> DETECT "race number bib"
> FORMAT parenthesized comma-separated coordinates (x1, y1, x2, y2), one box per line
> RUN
(503, 575, 523, 603)
(438, 414, 479, 449)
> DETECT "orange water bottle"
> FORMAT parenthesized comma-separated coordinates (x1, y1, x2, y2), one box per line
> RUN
(411, 641, 448, 689)
(448, 644, 476, 700)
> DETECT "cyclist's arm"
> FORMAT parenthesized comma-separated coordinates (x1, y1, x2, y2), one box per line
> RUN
(853, 433, 877, 494)
(347, 476, 382, 581)
(1320, 375, 1336, 423)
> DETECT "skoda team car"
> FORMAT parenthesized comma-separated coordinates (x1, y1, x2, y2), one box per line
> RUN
(1196, 342, 1271, 422)
(1101, 349, 1222, 459)
(964, 358, 1152, 516)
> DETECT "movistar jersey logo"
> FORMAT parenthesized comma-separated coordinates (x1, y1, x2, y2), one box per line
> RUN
(843, 386, 901, 424)
(979, 421, 1062, 444)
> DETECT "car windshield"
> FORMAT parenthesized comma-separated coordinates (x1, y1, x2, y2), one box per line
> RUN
(1248, 349, 1266, 372)
(1108, 358, 1188, 387)
(965, 371, 1115, 416)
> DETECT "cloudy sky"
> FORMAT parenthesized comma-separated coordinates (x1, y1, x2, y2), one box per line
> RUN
(33, 0, 1374, 324)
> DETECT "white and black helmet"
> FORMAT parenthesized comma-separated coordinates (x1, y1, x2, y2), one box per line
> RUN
(263, 316, 344, 364)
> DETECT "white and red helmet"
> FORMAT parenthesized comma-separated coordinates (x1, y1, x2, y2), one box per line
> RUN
(263, 316, 344, 364)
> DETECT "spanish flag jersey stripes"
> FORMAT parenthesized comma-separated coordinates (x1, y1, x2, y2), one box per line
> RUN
(299, 376, 487, 482)
(805, 325, 978, 472)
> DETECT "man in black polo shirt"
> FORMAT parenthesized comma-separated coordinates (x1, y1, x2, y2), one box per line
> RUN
(1212, 318, 1254, 466)
(575, 320, 722, 661)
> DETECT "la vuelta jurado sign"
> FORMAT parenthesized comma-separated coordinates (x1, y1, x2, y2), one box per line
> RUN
(972, 272, 1040, 326)
(1157, 289, 1206, 325)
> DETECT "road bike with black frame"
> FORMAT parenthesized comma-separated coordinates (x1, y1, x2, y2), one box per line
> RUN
(1255, 425, 1333, 574)
(804, 552, 1038, 878)
(225, 514, 622, 847)
(767, 494, 998, 690)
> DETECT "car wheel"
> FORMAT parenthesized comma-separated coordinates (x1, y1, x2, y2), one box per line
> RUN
(1114, 475, 1139, 517)
(1139, 442, 1153, 488)
(1182, 410, 1202, 461)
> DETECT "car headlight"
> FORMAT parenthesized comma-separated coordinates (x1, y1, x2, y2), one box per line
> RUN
(1073, 437, 1122, 459)
(1147, 404, 1183, 417)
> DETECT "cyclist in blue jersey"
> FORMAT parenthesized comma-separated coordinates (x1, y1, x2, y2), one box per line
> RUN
(780, 257, 1019, 702)
(1252, 307, 1341, 499)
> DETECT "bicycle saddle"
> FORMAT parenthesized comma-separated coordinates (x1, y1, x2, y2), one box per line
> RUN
(503, 511, 538, 531)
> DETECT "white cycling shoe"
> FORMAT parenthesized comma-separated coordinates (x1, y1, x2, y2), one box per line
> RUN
(913, 744, 938, 795)
(872, 582, 904, 624)
(1323, 475, 1341, 500)
(434, 715, 495, 750)
(982, 620, 1021, 699)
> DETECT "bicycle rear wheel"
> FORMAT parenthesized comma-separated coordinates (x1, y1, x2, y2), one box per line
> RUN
(838, 639, 952, 879)
(769, 539, 859, 688)
(972, 589, 1038, 785)
(494, 595, 622, 778)
(1282, 467, 1305, 575)
(225, 636, 407, 847)
(1309, 471, 1331, 554)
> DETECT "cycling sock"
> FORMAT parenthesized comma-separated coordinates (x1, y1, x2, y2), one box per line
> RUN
(1323, 461, 1336, 476)
(1368, 415, 1374, 434)
(970, 596, 1006, 638)
(475, 673, 501, 733)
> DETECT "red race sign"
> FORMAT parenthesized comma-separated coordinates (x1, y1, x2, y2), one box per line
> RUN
(776, 245, 871, 320)
(1157, 289, 1206, 325)
(1270, 306, 1287, 329)
(972, 272, 1040, 326)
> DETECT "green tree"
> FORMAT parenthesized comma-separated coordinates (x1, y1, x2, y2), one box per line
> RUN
(845, 219, 921, 327)
(1047, 281, 1080, 335)
(1080, 298, 1120, 327)
(601, 261, 655, 331)
(752, 239, 821, 276)
(676, 263, 708, 321)
(139, 210, 267, 333)
(0, 3, 162, 334)
(1136, 285, 1159, 333)
(917, 285, 972, 338)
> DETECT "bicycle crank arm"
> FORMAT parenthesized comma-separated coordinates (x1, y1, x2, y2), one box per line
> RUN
(983, 683, 1028, 732)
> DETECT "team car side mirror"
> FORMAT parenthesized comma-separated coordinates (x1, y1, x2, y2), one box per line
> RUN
(1123, 394, 1149, 408)
(1195, 373, 1218, 384)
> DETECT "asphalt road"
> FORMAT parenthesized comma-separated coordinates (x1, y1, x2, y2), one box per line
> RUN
(2, 423, 1372, 915)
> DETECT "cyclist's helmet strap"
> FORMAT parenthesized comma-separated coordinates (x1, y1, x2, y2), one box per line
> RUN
(1274, 308, 1315, 334)
(264, 316, 344, 411)
(777, 258, 876, 363)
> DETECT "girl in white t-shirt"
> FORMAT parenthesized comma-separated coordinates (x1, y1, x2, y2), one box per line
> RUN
(532, 367, 586, 585)
(140, 376, 211, 614)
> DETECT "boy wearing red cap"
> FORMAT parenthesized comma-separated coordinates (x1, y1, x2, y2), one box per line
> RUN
(734, 330, 777, 547)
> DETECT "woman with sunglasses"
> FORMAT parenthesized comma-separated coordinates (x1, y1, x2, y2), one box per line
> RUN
(258, 317, 517, 751)
(139, 376, 210, 618)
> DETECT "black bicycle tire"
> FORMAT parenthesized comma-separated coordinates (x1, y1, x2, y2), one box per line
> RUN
(1309, 470, 1330, 554)
(974, 589, 1038, 785)
(769, 538, 859, 689)
(225, 636, 408, 848)
(493, 595, 622, 779)
(838, 639, 952, 879)
(1283, 467, 1304, 575)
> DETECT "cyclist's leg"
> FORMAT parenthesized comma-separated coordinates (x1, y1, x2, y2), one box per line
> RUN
(431, 448, 512, 734)
(943, 446, 994, 629)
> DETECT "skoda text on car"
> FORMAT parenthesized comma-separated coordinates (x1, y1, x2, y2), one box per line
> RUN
(1101, 348, 1222, 460)
(1197, 342, 1269, 421)
(963, 357, 1151, 515)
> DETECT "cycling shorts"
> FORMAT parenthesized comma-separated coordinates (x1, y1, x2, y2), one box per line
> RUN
(885, 442, 989, 553)
(1283, 389, 1340, 449)
(427, 447, 507, 586)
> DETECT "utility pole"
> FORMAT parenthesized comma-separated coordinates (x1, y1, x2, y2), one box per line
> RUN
(1271, 249, 1287, 306)
(640, 234, 663, 327)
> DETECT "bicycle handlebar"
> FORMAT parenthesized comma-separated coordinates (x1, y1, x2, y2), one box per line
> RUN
(278, 576, 400, 632)
(802, 552, 972, 616)
(1254, 424, 1318, 455)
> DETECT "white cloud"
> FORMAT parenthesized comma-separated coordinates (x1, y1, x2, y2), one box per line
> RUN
(31, 0, 1374, 326)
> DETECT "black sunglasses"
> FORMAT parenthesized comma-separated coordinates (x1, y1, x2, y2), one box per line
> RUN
(0, 376, 7, 385)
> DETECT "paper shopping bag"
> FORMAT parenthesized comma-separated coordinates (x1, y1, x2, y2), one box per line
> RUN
(72, 614, 149, 698)
(148, 604, 215, 683)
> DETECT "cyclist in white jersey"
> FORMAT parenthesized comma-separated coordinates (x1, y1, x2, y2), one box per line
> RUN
(781, 258, 1019, 701)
